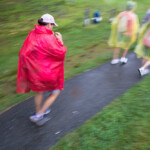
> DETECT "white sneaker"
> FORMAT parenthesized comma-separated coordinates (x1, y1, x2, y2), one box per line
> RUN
(120, 57, 128, 64)
(29, 114, 43, 123)
(36, 116, 51, 126)
(111, 59, 120, 64)
(138, 68, 150, 76)
(30, 109, 51, 123)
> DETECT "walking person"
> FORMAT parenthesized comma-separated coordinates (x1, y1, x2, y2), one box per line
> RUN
(141, 9, 150, 25)
(108, 1, 139, 65)
(135, 10, 150, 76)
(16, 14, 67, 126)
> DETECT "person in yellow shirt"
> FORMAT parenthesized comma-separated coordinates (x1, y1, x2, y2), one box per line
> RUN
(108, 1, 139, 64)
(135, 10, 150, 76)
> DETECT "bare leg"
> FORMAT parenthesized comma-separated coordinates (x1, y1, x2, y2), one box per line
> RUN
(122, 48, 128, 58)
(142, 59, 147, 66)
(34, 91, 44, 113)
(138, 60, 150, 76)
(37, 90, 60, 114)
(142, 60, 150, 69)
(112, 47, 120, 59)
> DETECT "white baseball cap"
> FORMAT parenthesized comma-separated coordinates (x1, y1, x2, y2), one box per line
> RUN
(41, 14, 58, 26)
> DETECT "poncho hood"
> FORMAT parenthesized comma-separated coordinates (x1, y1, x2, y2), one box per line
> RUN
(34, 24, 53, 34)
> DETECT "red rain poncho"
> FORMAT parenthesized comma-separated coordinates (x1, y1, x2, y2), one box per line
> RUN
(16, 25, 67, 93)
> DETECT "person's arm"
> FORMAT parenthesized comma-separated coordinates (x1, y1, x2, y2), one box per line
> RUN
(46, 33, 67, 60)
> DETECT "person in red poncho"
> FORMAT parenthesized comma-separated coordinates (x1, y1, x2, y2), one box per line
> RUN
(16, 14, 67, 126)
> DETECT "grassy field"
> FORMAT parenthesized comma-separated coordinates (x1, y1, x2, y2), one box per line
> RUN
(0, 0, 149, 112)
(51, 75, 150, 150)
(1, 0, 150, 149)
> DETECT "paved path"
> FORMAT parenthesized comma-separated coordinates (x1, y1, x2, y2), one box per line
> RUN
(0, 52, 142, 150)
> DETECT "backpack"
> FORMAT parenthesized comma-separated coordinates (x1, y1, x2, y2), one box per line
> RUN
(117, 14, 130, 33)
(143, 30, 150, 47)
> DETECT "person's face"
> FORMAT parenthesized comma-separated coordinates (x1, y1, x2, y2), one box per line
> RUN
(47, 23, 55, 30)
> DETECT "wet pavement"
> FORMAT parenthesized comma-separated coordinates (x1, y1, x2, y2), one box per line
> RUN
(0, 52, 142, 150)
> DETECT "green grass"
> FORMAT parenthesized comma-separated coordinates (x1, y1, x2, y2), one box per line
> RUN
(0, 0, 149, 112)
(50, 75, 150, 150)
(1, 0, 150, 149)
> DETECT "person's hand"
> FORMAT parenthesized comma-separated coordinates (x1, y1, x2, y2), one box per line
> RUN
(55, 32, 63, 41)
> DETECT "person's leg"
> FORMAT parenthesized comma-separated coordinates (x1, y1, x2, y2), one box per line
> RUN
(37, 90, 60, 114)
(122, 48, 128, 58)
(142, 59, 147, 66)
(34, 91, 44, 113)
(120, 48, 128, 64)
(29, 90, 60, 124)
(30, 91, 44, 123)
(113, 47, 120, 59)
(139, 60, 150, 76)
(142, 60, 150, 69)
(111, 47, 120, 64)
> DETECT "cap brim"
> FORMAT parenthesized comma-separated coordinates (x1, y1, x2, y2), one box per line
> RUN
(54, 23, 58, 27)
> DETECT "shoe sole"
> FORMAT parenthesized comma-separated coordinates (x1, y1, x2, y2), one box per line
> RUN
(110, 61, 120, 65)
(111, 62, 120, 65)
(120, 61, 127, 65)
(29, 116, 43, 123)
(35, 116, 51, 126)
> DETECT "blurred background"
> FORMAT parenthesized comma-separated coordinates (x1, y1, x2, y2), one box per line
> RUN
(0, 0, 149, 112)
